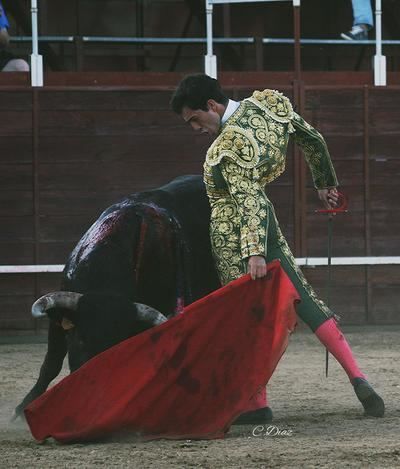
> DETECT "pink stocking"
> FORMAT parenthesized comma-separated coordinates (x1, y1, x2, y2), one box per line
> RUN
(315, 318, 366, 382)
(246, 386, 268, 411)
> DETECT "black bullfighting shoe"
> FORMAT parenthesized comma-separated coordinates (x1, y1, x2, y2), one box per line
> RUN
(232, 407, 273, 425)
(352, 377, 385, 417)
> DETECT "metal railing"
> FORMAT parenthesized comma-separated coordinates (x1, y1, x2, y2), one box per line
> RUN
(20, 0, 390, 85)
(262, 38, 400, 45)
(82, 36, 254, 44)
(1, 257, 400, 274)
(205, 0, 386, 84)
(11, 35, 400, 75)
(12, 36, 74, 43)
(11, 36, 400, 46)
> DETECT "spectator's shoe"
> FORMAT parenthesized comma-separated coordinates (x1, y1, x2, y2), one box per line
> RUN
(341, 25, 369, 41)
(232, 407, 273, 425)
(352, 377, 385, 417)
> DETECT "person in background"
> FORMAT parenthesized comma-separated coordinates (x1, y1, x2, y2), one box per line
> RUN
(341, 0, 373, 40)
(0, 1, 29, 72)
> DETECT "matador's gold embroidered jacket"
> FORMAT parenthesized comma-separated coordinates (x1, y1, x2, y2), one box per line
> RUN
(203, 89, 338, 285)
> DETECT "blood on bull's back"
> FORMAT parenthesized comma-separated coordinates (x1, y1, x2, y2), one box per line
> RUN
(62, 174, 219, 316)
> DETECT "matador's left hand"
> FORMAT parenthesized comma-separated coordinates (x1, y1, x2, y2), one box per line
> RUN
(318, 187, 339, 210)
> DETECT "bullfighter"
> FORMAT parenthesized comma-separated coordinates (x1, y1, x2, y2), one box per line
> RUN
(171, 74, 385, 424)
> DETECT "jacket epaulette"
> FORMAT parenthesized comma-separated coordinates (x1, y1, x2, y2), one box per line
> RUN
(206, 89, 295, 169)
(246, 89, 295, 124)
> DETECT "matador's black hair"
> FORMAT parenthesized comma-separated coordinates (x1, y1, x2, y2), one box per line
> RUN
(170, 74, 229, 114)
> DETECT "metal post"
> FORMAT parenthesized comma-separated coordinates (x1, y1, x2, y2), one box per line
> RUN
(293, 0, 301, 81)
(32, 89, 40, 332)
(363, 86, 372, 322)
(30, 0, 44, 87)
(374, 0, 386, 86)
(205, 0, 217, 78)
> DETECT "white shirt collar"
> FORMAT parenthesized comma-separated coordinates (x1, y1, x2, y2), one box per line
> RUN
(221, 99, 240, 125)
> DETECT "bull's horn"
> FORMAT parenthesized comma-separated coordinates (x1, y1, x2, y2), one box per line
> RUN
(32, 292, 83, 318)
(135, 303, 167, 326)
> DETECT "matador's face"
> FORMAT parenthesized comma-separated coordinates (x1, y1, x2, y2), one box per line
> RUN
(181, 100, 222, 136)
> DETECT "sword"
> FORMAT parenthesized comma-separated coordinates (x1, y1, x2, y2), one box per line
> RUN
(316, 191, 348, 377)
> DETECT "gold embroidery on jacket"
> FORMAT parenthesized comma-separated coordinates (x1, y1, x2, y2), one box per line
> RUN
(206, 126, 260, 168)
(203, 89, 338, 289)
(246, 89, 295, 132)
(291, 112, 338, 189)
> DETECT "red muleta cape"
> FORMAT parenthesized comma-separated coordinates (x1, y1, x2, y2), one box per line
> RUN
(25, 260, 299, 442)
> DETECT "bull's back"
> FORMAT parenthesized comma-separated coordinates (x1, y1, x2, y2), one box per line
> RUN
(62, 175, 219, 314)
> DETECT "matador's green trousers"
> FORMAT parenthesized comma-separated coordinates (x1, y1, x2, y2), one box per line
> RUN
(259, 197, 334, 332)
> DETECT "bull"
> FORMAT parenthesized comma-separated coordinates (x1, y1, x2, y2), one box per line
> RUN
(15, 175, 220, 418)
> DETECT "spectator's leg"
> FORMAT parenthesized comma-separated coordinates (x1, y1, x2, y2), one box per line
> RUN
(2, 58, 30, 72)
(341, 0, 373, 40)
(352, 0, 374, 29)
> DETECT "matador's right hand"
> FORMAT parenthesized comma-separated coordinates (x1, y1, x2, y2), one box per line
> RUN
(318, 187, 339, 210)
(247, 255, 267, 280)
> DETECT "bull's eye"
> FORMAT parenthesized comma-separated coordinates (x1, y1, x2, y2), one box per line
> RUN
(61, 318, 75, 330)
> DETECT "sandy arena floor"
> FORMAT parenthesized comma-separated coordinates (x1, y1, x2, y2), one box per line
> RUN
(0, 326, 399, 468)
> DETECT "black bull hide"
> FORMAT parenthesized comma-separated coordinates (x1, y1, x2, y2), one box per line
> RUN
(15, 175, 220, 417)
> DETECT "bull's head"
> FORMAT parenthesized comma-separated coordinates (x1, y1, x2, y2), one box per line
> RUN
(32, 291, 83, 330)
(32, 292, 167, 359)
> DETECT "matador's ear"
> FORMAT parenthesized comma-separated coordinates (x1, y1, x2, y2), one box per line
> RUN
(207, 99, 219, 112)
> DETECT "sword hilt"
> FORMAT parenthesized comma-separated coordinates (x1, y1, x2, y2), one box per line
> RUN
(315, 191, 348, 214)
